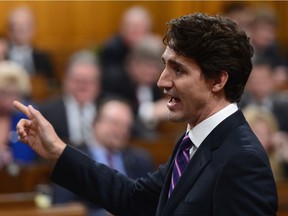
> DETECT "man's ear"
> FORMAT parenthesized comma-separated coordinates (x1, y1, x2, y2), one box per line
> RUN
(211, 71, 228, 93)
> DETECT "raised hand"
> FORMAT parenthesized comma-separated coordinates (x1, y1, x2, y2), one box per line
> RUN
(13, 101, 66, 161)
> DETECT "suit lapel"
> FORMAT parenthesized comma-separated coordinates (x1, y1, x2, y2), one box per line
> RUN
(160, 138, 212, 216)
(155, 136, 184, 216)
(156, 110, 247, 216)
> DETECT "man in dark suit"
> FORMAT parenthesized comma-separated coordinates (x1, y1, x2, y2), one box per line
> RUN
(239, 58, 288, 132)
(39, 49, 101, 147)
(53, 96, 155, 216)
(15, 13, 278, 215)
(102, 34, 167, 139)
(6, 6, 55, 79)
(99, 6, 153, 92)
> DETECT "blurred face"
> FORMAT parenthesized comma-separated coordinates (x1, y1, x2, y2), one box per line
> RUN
(246, 65, 274, 101)
(157, 47, 214, 127)
(94, 101, 133, 151)
(65, 63, 100, 105)
(251, 119, 273, 151)
(128, 59, 162, 86)
(0, 85, 21, 114)
(121, 12, 151, 47)
(8, 10, 35, 45)
(227, 9, 254, 36)
(251, 23, 276, 49)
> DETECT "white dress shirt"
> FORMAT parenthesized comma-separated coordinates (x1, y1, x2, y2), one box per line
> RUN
(187, 103, 238, 158)
(64, 95, 96, 146)
(9, 44, 35, 74)
(87, 140, 127, 175)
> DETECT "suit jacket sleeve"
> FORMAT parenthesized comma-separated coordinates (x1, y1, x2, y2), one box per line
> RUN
(214, 150, 278, 216)
(51, 145, 166, 216)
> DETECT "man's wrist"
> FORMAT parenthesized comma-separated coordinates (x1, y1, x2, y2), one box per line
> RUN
(51, 141, 66, 161)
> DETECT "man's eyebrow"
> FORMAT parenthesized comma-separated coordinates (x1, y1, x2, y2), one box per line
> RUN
(168, 59, 184, 69)
(161, 56, 182, 67)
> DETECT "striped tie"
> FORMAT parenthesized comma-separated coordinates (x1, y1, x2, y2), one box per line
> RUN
(169, 134, 193, 197)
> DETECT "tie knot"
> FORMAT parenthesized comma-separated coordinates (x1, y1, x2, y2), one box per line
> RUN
(180, 134, 193, 151)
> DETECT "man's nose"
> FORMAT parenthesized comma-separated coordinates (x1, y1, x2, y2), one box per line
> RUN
(157, 68, 172, 90)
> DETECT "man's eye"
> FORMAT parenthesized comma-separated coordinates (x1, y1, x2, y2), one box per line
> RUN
(175, 67, 183, 74)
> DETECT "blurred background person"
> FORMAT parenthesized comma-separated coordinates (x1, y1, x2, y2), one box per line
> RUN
(222, 1, 254, 36)
(6, 6, 55, 79)
(6, 6, 57, 100)
(39, 50, 101, 148)
(239, 58, 288, 133)
(0, 34, 8, 61)
(99, 6, 153, 91)
(223, 2, 288, 90)
(249, 6, 288, 90)
(0, 61, 37, 168)
(243, 105, 288, 182)
(102, 34, 167, 139)
(239, 59, 288, 177)
(52, 96, 156, 216)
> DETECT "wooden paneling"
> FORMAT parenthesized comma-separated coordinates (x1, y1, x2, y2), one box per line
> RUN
(0, 163, 52, 193)
(277, 180, 288, 216)
(0, 201, 87, 216)
(132, 121, 186, 165)
(0, 1, 286, 82)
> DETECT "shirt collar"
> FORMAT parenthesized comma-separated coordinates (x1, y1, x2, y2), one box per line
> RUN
(64, 95, 95, 111)
(188, 103, 238, 148)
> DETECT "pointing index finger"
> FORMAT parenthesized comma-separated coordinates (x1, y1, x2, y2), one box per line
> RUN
(13, 100, 33, 119)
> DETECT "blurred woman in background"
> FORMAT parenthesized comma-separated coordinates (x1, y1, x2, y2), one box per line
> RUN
(0, 60, 37, 168)
(243, 105, 288, 181)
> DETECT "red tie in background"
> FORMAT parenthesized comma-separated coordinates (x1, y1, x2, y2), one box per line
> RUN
(169, 134, 193, 197)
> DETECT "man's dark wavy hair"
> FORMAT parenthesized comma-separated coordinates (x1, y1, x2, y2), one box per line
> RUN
(163, 13, 254, 103)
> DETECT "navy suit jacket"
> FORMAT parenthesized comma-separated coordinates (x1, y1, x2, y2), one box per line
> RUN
(52, 110, 278, 216)
(52, 145, 155, 216)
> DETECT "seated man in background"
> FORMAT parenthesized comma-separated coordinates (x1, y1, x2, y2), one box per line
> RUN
(239, 58, 288, 132)
(250, 6, 288, 89)
(6, 6, 56, 100)
(99, 6, 153, 91)
(53, 96, 156, 216)
(239, 58, 288, 177)
(222, 1, 254, 36)
(102, 35, 167, 139)
(39, 50, 101, 148)
(6, 6, 55, 79)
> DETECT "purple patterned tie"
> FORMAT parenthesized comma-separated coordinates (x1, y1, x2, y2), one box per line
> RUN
(169, 134, 193, 197)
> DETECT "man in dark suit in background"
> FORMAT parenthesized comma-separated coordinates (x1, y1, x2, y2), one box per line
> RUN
(239, 58, 288, 132)
(6, 6, 55, 80)
(39, 49, 101, 147)
(53, 96, 155, 216)
(102, 34, 167, 139)
(239, 58, 288, 178)
(99, 6, 153, 92)
(15, 13, 278, 215)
